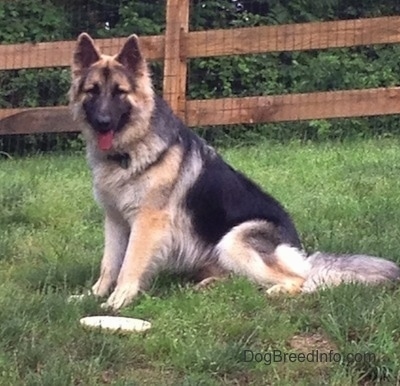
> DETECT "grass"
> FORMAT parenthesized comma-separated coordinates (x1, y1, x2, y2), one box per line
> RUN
(1, 138, 400, 385)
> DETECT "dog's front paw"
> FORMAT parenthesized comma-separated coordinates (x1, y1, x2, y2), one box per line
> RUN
(92, 276, 114, 298)
(102, 282, 140, 310)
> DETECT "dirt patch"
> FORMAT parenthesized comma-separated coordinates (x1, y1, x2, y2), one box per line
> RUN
(289, 332, 337, 354)
(287, 331, 339, 377)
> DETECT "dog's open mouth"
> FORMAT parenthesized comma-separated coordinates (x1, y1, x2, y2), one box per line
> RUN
(97, 131, 114, 151)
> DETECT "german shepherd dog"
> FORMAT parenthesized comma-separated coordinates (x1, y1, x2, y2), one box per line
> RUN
(69, 33, 400, 310)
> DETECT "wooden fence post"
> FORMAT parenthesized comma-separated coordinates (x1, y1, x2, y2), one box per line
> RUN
(163, 0, 189, 121)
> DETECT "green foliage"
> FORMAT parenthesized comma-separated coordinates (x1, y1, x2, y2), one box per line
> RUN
(0, 68, 70, 108)
(2, 0, 400, 153)
(97, 0, 165, 37)
(0, 0, 69, 43)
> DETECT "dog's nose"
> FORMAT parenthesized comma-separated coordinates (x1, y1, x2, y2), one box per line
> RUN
(95, 114, 112, 132)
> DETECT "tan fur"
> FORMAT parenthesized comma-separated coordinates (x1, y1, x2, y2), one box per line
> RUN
(140, 145, 183, 207)
(105, 208, 171, 309)
(69, 36, 154, 153)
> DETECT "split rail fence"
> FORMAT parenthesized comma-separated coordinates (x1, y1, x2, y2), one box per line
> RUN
(1, 0, 400, 136)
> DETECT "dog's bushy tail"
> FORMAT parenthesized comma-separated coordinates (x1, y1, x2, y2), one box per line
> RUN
(301, 252, 400, 292)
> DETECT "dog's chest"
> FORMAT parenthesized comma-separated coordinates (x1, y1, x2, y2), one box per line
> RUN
(91, 163, 147, 218)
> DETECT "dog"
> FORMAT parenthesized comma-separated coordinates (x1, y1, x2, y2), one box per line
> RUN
(69, 33, 400, 310)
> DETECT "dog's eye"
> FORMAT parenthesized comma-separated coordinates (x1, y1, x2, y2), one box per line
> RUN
(85, 84, 100, 95)
(112, 86, 128, 97)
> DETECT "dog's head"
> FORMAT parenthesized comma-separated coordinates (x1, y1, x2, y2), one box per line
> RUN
(69, 33, 154, 151)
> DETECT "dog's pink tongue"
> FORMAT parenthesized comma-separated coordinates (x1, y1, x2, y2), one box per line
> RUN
(97, 131, 114, 151)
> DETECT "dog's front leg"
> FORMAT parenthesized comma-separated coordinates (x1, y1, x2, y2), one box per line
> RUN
(92, 210, 129, 297)
(104, 209, 169, 310)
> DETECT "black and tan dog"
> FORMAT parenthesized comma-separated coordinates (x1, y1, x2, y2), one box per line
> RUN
(69, 33, 400, 310)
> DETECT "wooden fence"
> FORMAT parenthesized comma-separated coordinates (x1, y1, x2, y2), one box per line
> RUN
(1, 0, 400, 135)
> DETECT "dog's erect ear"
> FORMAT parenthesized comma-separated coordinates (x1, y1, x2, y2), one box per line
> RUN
(72, 33, 101, 75)
(115, 34, 144, 74)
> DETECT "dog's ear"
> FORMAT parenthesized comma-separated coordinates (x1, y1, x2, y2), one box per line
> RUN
(72, 33, 101, 75)
(115, 34, 144, 74)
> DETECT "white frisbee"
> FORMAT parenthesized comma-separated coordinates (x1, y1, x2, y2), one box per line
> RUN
(80, 316, 151, 333)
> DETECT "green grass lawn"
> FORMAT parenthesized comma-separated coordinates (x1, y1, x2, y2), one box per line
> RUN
(1, 138, 400, 385)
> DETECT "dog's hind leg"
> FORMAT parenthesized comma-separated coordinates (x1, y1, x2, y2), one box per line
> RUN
(191, 263, 228, 290)
(216, 220, 310, 294)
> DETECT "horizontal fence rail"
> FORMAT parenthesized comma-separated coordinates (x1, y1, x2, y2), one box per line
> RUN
(0, 35, 165, 71)
(1, 87, 400, 135)
(1, 10, 400, 135)
(2, 16, 400, 71)
(185, 16, 400, 58)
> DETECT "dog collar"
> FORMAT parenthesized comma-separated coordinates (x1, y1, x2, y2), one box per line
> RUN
(106, 152, 131, 169)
